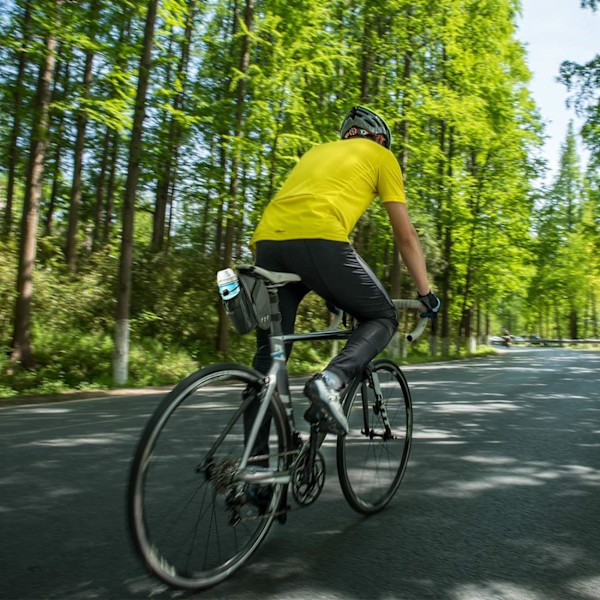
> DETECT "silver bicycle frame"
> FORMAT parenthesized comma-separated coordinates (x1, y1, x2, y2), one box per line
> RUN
(236, 325, 352, 485)
(234, 276, 425, 484)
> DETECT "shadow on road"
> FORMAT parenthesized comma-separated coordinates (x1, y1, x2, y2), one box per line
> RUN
(0, 349, 599, 600)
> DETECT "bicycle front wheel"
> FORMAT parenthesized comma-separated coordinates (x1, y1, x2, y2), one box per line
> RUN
(128, 363, 289, 591)
(337, 359, 413, 514)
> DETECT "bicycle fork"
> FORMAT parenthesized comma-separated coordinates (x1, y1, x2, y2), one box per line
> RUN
(361, 367, 394, 441)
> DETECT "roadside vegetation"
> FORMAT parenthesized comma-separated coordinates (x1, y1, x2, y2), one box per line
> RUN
(1, 0, 598, 397)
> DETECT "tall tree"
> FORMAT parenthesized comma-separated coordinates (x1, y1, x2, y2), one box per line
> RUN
(92, 12, 135, 249)
(530, 125, 585, 338)
(151, 0, 195, 252)
(65, 0, 100, 273)
(215, 0, 255, 355)
(44, 49, 70, 237)
(10, 0, 62, 368)
(113, 0, 159, 385)
(2, 0, 32, 239)
(559, 1, 600, 165)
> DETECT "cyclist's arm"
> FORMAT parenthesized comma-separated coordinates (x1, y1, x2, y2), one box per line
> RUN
(384, 201, 430, 296)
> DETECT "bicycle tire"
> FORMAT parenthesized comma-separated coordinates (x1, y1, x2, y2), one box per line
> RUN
(128, 363, 289, 590)
(336, 358, 413, 514)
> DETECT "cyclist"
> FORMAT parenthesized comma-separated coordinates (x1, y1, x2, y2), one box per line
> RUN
(249, 105, 440, 436)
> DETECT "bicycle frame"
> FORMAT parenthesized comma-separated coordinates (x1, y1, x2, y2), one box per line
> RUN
(237, 283, 354, 484)
(236, 276, 425, 485)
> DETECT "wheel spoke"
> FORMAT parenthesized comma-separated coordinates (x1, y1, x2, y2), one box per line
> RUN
(337, 359, 412, 514)
(128, 365, 288, 590)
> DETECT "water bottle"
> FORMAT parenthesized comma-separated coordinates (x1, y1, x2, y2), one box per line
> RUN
(217, 268, 240, 300)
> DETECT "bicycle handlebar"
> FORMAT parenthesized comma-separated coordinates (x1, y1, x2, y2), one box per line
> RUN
(328, 299, 429, 342)
(392, 299, 429, 342)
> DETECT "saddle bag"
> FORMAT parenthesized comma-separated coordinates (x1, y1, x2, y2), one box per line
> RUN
(219, 269, 271, 335)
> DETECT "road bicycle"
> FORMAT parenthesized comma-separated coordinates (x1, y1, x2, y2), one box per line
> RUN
(128, 264, 430, 591)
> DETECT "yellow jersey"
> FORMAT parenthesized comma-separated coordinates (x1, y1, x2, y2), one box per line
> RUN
(250, 138, 406, 251)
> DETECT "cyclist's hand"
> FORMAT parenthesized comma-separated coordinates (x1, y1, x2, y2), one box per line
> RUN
(417, 291, 441, 318)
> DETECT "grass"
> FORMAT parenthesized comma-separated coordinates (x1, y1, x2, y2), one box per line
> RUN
(0, 332, 198, 399)
(1, 341, 502, 401)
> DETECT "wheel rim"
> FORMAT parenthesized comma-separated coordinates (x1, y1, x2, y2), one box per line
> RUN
(129, 368, 286, 590)
(338, 361, 412, 513)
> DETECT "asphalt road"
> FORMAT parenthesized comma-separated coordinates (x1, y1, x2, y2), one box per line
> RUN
(1, 348, 599, 600)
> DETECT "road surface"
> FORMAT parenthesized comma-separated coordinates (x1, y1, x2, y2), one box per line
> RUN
(1, 348, 599, 600)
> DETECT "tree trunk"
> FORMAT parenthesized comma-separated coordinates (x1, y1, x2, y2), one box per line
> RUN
(569, 307, 578, 339)
(359, 9, 373, 103)
(66, 0, 98, 273)
(92, 127, 111, 250)
(216, 0, 254, 355)
(45, 140, 63, 237)
(10, 2, 60, 368)
(390, 46, 413, 301)
(440, 127, 454, 356)
(113, 0, 158, 385)
(152, 0, 195, 252)
(458, 152, 490, 342)
(165, 170, 177, 250)
(102, 131, 119, 244)
(3, 1, 32, 239)
(44, 52, 69, 237)
(554, 301, 562, 342)
(222, 0, 253, 266)
(99, 18, 131, 247)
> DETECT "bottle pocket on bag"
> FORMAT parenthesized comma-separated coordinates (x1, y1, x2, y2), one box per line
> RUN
(222, 272, 270, 335)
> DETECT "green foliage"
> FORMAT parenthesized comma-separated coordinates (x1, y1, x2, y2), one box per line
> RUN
(127, 336, 198, 386)
(1, 0, 598, 395)
(560, 54, 600, 165)
(527, 125, 598, 338)
(130, 246, 220, 359)
(0, 238, 18, 342)
(0, 326, 198, 396)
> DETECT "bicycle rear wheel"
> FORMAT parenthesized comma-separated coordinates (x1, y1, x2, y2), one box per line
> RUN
(128, 363, 289, 590)
(337, 359, 412, 514)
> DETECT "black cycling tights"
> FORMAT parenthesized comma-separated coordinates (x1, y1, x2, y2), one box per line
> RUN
(253, 239, 398, 385)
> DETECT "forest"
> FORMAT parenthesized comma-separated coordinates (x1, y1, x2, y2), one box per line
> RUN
(0, 0, 599, 396)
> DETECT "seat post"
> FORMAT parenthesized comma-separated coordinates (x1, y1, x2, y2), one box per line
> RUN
(267, 286, 283, 337)
(265, 284, 294, 422)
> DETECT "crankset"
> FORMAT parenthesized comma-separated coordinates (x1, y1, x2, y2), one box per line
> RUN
(290, 444, 325, 506)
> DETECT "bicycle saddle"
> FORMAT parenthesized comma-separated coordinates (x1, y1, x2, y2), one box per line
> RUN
(238, 264, 301, 285)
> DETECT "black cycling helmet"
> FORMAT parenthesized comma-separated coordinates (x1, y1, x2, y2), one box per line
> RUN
(340, 105, 392, 149)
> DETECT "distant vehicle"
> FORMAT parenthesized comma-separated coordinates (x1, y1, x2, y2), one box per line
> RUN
(488, 334, 526, 346)
(489, 334, 546, 347)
